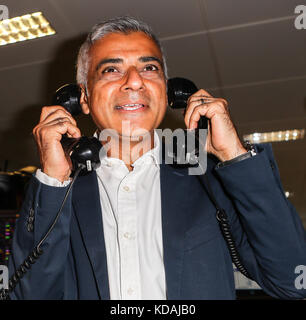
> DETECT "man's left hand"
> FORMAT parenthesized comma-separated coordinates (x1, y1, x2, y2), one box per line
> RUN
(184, 89, 247, 162)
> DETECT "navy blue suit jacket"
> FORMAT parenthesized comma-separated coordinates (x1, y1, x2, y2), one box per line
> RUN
(8, 144, 306, 299)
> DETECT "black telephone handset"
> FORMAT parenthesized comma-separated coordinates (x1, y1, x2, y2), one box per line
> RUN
(167, 77, 208, 130)
(167, 77, 208, 164)
(52, 84, 102, 174)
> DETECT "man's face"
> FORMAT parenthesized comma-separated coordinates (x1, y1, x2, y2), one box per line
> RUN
(81, 31, 167, 138)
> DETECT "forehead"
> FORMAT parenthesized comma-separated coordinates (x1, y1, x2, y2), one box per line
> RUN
(88, 31, 163, 66)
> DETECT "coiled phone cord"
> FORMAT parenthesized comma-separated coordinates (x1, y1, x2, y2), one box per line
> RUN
(0, 166, 83, 300)
(199, 173, 252, 280)
(191, 130, 253, 280)
(215, 208, 252, 279)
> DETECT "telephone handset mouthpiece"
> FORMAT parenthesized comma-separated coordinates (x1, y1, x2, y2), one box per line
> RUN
(52, 84, 102, 174)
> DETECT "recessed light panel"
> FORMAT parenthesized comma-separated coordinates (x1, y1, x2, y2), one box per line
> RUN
(0, 12, 56, 46)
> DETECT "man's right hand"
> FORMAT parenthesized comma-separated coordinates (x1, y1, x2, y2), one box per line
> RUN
(33, 106, 81, 182)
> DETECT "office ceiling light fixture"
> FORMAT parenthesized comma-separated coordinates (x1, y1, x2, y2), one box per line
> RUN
(0, 12, 55, 46)
(243, 129, 305, 143)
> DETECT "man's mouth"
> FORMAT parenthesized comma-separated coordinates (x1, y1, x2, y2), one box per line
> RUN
(115, 103, 146, 111)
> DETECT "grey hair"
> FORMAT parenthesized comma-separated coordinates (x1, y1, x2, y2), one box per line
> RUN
(76, 16, 168, 88)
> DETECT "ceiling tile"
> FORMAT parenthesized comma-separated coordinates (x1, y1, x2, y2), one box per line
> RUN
(50, 0, 207, 38)
(0, 65, 46, 117)
(211, 19, 306, 86)
(162, 34, 219, 89)
(0, 57, 77, 118)
(222, 78, 306, 127)
(204, 0, 302, 29)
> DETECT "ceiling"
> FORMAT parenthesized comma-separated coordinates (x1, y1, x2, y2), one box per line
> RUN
(0, 0, 305, 225)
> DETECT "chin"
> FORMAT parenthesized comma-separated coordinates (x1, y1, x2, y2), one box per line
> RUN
(121, 126, 154, 140)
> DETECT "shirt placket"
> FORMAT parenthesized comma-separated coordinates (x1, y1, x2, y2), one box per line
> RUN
(117, 173, 141, 299)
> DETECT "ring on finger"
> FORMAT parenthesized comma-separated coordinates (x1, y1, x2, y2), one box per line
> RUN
(199, 98, 209, 105)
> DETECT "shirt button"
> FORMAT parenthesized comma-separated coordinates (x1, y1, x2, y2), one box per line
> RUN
(123, 185, 130, 192)
(127, 288, 134, 295)
(124, 232, 131, 239)
(107, 162, 112, 167)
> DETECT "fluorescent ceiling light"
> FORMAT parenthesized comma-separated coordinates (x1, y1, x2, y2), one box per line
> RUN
(0, 11, 55, 46)
(243, 129, 305, 143)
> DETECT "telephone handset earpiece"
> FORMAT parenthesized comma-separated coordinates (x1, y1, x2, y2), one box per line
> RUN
(52, 84, 102, 174)
(167, 77, 208, 130)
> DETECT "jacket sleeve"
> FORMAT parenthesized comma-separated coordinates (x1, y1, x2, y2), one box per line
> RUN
(8, 176, 73, 299)
(214, 143, 306, 299)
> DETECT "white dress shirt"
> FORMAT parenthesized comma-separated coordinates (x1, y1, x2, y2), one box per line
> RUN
(36, 131, 166, 300)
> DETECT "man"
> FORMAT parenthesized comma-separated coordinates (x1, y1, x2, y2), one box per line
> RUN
(8, 16, 306, 299)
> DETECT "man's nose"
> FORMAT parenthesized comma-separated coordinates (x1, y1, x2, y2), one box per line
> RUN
(121, 67, 145, 91)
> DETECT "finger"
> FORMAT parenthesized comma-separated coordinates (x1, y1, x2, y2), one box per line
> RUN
(184, 99, 200, 128)
(34, 116, 74, 136)
(188, 102, 228, 129)
(188, 97, 214, 106)
(34, 119, 81, 143)
(40, 109, 77, 127)
(46, 118, 81, 138)
(40, 106, 72, 122)
(188, 105, 209, 130)
(184, 98, 213, 128)
(188, 96, 227, 109)
(187, 89, 213, 104)
(59, 120, 81, 138)
(185, 95, 226, 128)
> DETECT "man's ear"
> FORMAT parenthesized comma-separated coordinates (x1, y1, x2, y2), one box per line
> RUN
(80, 84, 90, 114)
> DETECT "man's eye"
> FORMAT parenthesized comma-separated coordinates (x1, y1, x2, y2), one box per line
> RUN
(102, 67, 118, 73)
(143, 64, 158, 72)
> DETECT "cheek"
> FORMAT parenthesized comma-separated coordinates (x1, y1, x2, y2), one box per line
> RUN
(90, 86, 113, 114)
(157, 102, 167, 125)
(150, 82, 167, 104)
(154, 85, 167, 115)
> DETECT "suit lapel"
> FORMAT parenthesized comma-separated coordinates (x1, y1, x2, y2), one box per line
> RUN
(72, 171, 110, 300)
(160, 163, 192, 299)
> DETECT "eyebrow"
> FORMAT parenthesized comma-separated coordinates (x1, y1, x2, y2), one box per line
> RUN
(139, 56, 163, 66)
(95, 58, 123, 71)
(95, 56, 163, 72)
